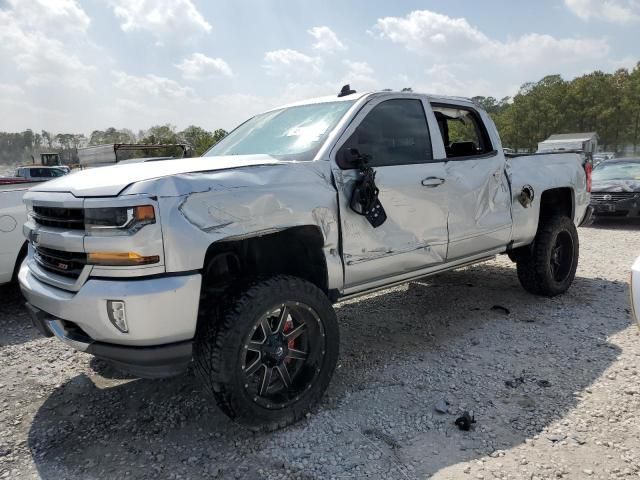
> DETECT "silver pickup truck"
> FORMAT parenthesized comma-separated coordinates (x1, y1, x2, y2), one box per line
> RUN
(19, 89, 591, 430)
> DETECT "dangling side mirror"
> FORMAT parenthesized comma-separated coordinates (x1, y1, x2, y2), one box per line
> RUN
(337, 147, 370, 169)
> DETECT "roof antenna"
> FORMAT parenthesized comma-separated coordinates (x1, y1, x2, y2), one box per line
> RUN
(338, 84, 356, 97)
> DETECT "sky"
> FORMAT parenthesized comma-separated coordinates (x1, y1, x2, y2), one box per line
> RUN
(0, 0, 638, 134)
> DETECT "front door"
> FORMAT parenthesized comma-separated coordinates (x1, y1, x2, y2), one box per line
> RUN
(330, 96, 449, 289)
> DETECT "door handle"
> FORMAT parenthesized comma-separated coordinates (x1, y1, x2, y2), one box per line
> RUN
(421, 177, 445, 187)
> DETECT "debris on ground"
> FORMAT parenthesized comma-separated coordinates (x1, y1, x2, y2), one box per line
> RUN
(434, 398, 449, 414)
(454, 412, 476, 431)
(490, 305, 510, 315)
(505, 375, 525, 388)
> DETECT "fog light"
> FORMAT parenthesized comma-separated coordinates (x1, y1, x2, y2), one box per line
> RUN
(107, 300, 128, 333)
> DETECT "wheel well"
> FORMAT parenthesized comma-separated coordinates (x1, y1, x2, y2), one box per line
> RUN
(201, 226, 328, 293)
(539, 187, 574, 222)
(508, 187, 574, 263)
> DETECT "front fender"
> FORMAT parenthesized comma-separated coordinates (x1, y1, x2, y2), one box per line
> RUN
(155, 162, 344, 290)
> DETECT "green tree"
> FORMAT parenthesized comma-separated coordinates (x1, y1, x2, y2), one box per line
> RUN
(140, 124, 179, 145)
(179, 125, 215, 156)
(89, 127, 135, 145)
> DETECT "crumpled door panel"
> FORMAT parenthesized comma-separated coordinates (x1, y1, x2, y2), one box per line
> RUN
(445, 155, 512, 260)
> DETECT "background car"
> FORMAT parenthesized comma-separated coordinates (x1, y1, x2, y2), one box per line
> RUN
(590, 158, 640, 219)
(14, 165, 69, 181)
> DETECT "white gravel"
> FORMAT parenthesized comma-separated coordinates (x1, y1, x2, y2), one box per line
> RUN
(1, 220, 639, 479)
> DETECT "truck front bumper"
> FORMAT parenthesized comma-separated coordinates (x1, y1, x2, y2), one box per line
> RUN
(19, 264, 202, 377)
(26, 304, 192, 377)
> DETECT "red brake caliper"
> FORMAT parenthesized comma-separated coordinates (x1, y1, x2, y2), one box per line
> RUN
(283, 318, 295, 364)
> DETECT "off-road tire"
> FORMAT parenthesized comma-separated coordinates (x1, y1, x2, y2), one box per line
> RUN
(516, 215, 579, 297)
(194, 275, 339, 431)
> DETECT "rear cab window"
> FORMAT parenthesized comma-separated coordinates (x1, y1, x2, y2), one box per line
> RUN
(431, 104, 494, 159)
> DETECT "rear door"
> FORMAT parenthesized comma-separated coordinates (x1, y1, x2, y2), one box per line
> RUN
(430, 102, 512, 259)
(330, 95, 449, 289)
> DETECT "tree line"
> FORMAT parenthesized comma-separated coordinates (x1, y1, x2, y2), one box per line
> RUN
(473, 62, 640, 154)
(0, 125, 228, 166)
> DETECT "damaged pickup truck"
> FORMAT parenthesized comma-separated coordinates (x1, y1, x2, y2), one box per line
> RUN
(19, 89, 591, 429)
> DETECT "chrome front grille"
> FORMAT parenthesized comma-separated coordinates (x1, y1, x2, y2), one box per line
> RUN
(590, 192, 639, 203)
(32, 206, 84, 230)
(34, 246, 87, 278)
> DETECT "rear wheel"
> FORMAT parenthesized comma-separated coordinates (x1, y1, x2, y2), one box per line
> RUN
(194, 275, 339, 430)
(516, 216, 579, 297)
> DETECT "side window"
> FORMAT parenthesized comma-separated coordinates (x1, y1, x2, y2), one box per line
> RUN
(431, 104, 494, 159)
(31, 168, 49, 177)
(342, 99, 432, 167)
(16, 168, 23, 177)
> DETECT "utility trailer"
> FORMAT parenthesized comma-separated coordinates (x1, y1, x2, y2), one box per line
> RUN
(78, 144, 188, 168)
(538, 132, 599, 155)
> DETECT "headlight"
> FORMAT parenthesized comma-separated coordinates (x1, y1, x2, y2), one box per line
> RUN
(84, 205, 155, 233)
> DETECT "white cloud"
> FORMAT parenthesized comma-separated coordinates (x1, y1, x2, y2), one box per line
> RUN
(0, 2, 95, 90)
(343, 60, 373, 76)
(308, 26, 347, 53)
(417, 64, 494, 97)
(109, 0, 212, 42)
(113, 71, 195, 99)
(374, 10, 609, 66)
(564, 0, 640, 23)
(0, 83, 25, 99)
(176, 53, 233, 79)
(609, 56, 640, 70)
(341, 60, 379, 91)
(263, 49, 323, 76)
(6, 0, 90, 34)
(376, 11, 490, 57)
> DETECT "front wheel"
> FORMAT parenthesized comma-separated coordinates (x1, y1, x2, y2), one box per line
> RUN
(194, 275, 339, 431)
(516, 215, 579, 297)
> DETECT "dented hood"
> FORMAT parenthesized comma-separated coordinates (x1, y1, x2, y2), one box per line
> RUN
(27, 154, 282, 197)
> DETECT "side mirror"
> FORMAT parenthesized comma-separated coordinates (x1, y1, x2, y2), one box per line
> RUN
(337, 147, 370, 169)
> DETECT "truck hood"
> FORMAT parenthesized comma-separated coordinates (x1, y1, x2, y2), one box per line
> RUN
(592, 179, 640, 192)
(28, 155, 282, 197)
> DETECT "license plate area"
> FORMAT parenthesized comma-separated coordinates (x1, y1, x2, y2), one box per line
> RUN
(597, 204, 616, 212)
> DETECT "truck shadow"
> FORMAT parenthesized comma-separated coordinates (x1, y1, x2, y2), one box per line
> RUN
(585, 218, 640, 230)
(27, 262, 631, 479)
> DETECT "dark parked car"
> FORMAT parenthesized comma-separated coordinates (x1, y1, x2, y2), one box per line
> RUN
(590, 158, 640, 218)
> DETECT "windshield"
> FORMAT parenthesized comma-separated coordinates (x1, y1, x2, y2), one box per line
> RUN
(204, 101, 355, 161)
(593, 161, 640, 181)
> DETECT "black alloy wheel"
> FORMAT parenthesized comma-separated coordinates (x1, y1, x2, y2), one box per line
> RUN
(241, 302, 325, 409)
(549, 230, 574, 283)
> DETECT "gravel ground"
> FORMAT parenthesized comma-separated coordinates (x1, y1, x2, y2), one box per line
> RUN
(1, 220, 640, 480)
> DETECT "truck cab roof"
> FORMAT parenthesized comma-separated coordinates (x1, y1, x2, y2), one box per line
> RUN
(274, 90, 476, 112)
